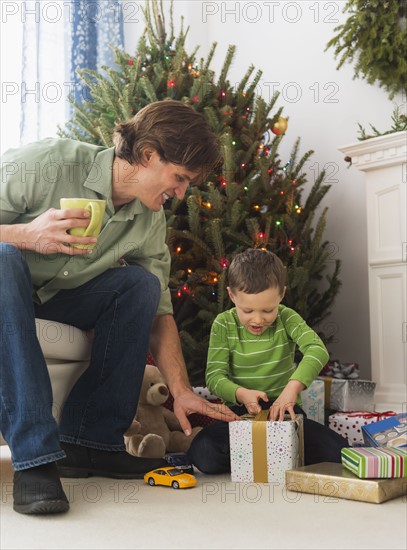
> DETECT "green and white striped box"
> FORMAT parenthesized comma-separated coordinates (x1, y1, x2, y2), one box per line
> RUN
(341, 447, 407, 479)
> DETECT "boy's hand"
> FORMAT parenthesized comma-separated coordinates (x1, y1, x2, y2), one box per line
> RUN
(236, 387, 269, 415)
(268, 380, 305, 421)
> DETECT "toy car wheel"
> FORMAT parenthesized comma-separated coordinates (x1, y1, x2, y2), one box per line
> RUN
(148, 478, 155, 486)
(172, 481, 180, 489)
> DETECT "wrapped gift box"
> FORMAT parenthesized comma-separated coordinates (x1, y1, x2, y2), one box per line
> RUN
(320, 377, 376, 411)
(362, 413, 407, 449)
(285, 462, 407, 504)
(329, 411, 398, 445)
(300, 379, 324, 424)
(342, 447, 407, 478)
(229, 412, 303, 483)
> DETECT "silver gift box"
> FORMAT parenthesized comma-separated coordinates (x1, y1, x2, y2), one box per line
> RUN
(329, 379, 376, 410)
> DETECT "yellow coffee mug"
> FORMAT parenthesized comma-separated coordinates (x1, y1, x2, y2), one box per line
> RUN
(60, 198, 106, 249)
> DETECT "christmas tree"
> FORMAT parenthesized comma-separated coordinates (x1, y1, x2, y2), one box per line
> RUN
(59, 0, 341, 385)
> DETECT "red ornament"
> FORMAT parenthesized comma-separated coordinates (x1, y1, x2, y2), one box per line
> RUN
(220, 258, 230, 269)
(168, 80, 175, 88)
(128, 60, 134, 66)
(192, 95, 200, 103)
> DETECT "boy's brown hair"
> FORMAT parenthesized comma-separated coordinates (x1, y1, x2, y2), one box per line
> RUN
(227, 249, 286, 295)
(113, 99, 223, 182)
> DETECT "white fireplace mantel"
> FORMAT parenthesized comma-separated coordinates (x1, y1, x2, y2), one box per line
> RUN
(339, 131, 407, 411)
(340, 131, 407, 171)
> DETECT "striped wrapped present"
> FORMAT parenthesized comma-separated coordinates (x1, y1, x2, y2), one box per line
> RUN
(341, 447, 407, 479)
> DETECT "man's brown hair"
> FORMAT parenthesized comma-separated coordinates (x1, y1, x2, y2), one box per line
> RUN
(228, 249, 287, 295)
(112, 99, 223, 182)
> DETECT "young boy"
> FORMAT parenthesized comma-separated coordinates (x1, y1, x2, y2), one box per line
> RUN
(188, 248, 346, 473)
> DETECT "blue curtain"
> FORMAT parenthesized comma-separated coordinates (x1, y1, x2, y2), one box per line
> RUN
(69, 0, 124, 105)
(20, 0, 124, 144)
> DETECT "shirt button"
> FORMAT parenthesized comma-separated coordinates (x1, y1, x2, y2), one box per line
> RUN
(63, 271, 69, 276)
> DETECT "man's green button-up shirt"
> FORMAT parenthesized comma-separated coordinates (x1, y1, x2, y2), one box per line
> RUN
(0, 138, 173, 314)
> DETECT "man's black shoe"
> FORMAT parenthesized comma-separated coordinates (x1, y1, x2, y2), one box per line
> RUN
(57, 442, 168, 479)
(13, 462, 69, 515)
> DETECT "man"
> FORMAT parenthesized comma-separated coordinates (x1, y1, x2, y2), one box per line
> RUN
(0, 100, 239, 515)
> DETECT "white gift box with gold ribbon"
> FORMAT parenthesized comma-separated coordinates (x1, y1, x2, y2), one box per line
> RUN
(229, 412, 304, 483)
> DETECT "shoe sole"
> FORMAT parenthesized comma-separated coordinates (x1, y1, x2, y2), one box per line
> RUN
(57, 466, 146, 479)
(13, 499, 69, 515)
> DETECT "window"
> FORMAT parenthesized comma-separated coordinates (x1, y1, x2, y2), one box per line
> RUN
(1, 1, 67, 155)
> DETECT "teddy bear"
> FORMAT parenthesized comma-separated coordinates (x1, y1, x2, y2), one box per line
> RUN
(124, 364, 202, 458)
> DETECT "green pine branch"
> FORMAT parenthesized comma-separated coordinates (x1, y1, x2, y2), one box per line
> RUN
(325, 0, 407, 99)
(357, 104, 407, 140)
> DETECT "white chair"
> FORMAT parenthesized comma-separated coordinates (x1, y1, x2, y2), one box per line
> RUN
(0, 319, 92, 446)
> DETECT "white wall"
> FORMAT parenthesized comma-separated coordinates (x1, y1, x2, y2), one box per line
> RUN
(124, 1, 405, 380)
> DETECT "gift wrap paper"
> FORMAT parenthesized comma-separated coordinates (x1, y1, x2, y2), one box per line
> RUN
(322, 377, 376, 411)
(229, 412, 303, 483)
(342, 447, 407, 478)
(300, 379, 324, 424)
(362, 413, 407, 449)
(285, 462, 407, 504)
(329, 411, 397, 445)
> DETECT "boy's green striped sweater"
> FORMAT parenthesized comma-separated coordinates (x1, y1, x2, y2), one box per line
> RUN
(206, 305, 329, 406)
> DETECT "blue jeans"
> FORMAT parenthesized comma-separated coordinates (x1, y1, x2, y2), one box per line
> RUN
(0, 244, 161, 470)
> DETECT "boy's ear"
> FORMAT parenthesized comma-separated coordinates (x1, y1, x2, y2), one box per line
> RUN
(280, 286, 287, 301)
(227, 286, 235, 304)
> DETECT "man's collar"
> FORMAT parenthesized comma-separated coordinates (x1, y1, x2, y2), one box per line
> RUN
(113, 199, 148, 220)
(83, 147, 114, 213)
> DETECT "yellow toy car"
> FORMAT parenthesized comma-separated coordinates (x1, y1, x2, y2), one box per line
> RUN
(144, 466, 197, 489)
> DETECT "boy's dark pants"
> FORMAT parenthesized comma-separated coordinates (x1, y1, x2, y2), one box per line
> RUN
(188, 402, 346, 474)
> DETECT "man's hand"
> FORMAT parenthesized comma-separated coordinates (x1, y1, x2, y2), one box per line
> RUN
(172, 389, 240, 436)
(235, 387, 269, 415)
(21, 208, 97, 255)
(268, 380, 305, 421)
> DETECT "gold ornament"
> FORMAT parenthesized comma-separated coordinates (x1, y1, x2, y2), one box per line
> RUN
(272, 116, 288, 135)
